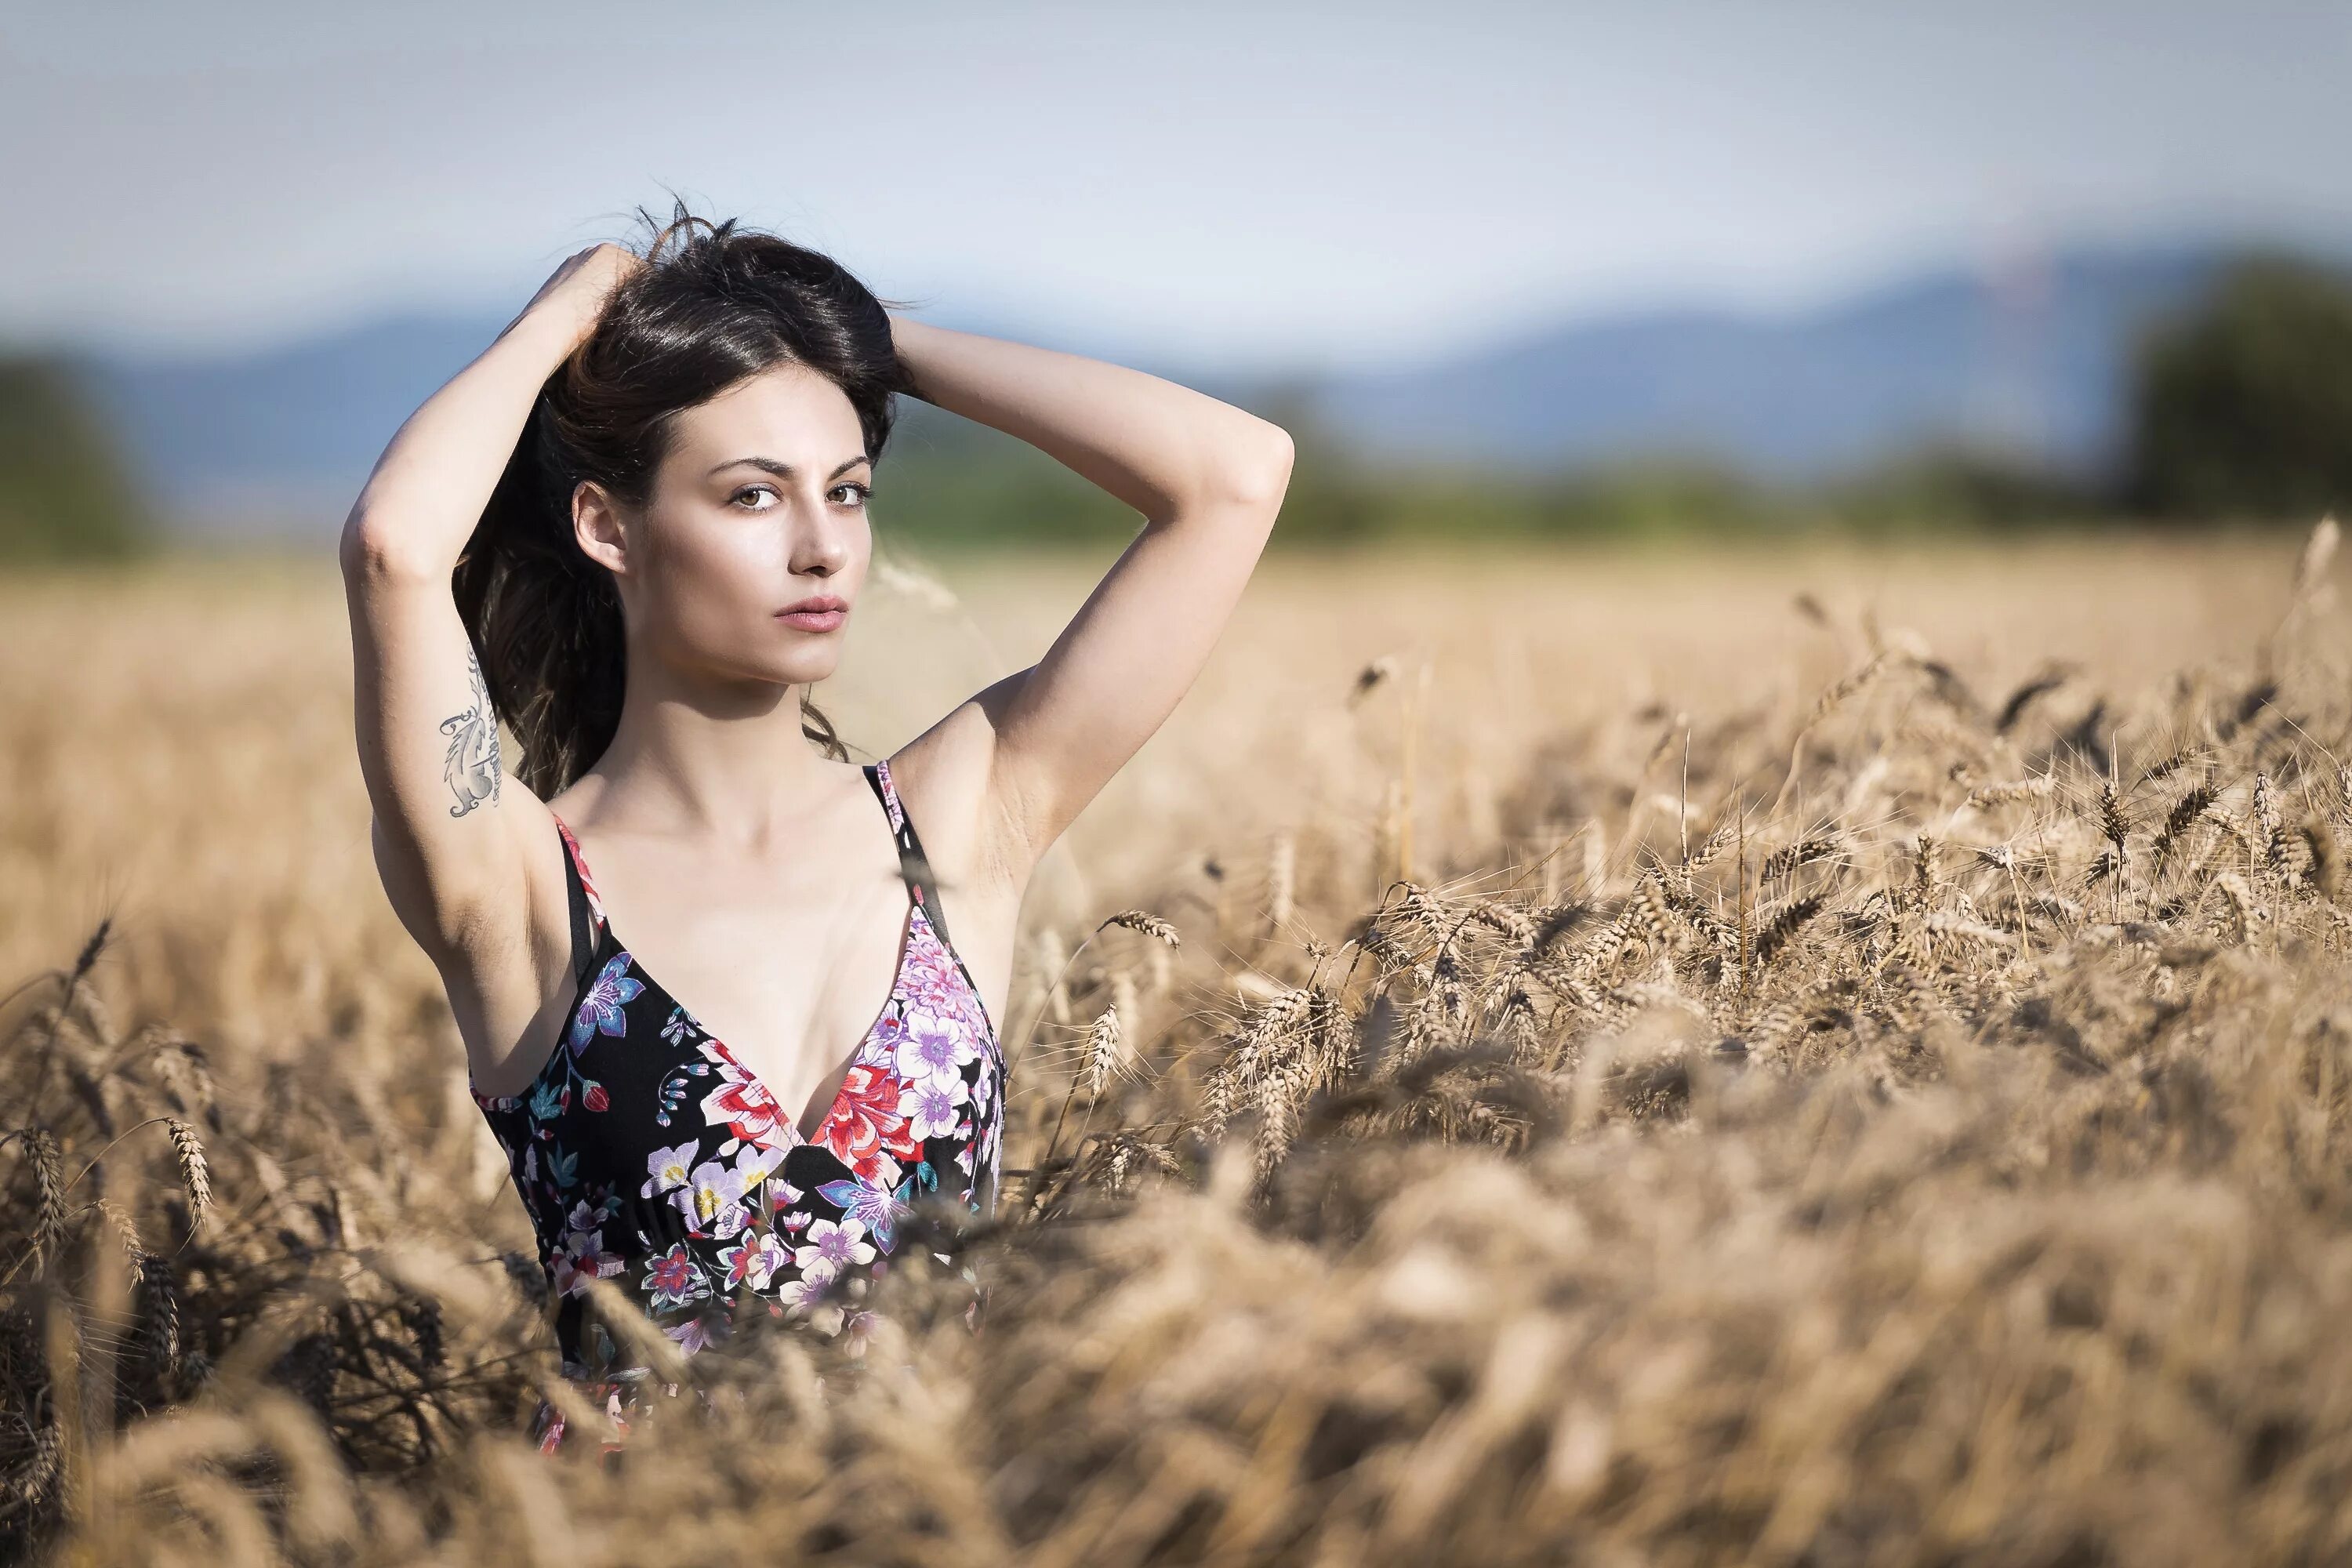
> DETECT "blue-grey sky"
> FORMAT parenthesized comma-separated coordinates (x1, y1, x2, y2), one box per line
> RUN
(6, 1, 2349, 372)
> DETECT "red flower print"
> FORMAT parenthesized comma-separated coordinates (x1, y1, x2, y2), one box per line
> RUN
(815, 1062, 920, 1181)
(583, 1083, 610, 1112)
(698, 1040, 791, 1150)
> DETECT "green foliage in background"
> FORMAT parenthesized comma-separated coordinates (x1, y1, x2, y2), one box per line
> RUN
(0, 354, 158, 561)
(2125, 254, 2352, 521)
(872, 393, 2111, 550)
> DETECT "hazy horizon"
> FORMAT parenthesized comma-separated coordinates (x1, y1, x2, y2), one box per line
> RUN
(8, 2, 2350, 376)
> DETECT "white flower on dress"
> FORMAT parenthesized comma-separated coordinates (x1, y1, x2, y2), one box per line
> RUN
(719, 1230, 791, 1291)
(678, 1156, 752, 1239)
(794, 1216, 875, 1280)
(892, 1014, 967, 1084)
(642, 1140, 699, 1197)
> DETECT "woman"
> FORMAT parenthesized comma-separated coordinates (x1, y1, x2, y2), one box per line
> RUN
(338, 205, 1292, 1450)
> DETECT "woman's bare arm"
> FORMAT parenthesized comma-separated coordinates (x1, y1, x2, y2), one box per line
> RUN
(887, 313, 1294, 873)
(337, 245, 635, 972)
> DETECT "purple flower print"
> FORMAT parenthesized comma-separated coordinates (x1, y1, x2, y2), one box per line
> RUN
(663, 1312, 723, 1355)
(891, 1017, 966, 1084)
(897, 1073, 971, 1142)
(794, 1217, 875, 1282)
(569, 953, 644, 1054)
(867, 1006, 911, 1056)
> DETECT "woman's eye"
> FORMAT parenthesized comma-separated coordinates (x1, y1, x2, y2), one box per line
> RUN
(733, 485, 779, 510)
(831, 481, 871, 507)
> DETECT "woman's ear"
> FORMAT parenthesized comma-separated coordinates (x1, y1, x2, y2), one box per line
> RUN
(573, 480, 631, 577)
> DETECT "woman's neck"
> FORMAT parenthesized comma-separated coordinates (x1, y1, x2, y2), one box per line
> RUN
(581, 670, 842, 848)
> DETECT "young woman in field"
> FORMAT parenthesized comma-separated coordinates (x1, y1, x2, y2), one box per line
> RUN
(338, 206, 1292, 1449)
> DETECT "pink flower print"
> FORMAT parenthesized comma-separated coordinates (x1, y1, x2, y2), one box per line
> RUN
(644, 1242, 710, 1311)
(898, 1072, 972, 1141)
(568, 953, 644, 1054)
(813, 1062, 917, 1180)
(901, 935, 962, 1010)
(553, 1227, 624, 1298)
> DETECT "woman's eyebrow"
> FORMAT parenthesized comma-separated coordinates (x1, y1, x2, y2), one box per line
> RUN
(705, 454, 873, 480)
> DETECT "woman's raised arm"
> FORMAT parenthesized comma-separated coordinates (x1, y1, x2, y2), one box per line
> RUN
(886, 313, 1295, 873)
(337, 245, 635, 977)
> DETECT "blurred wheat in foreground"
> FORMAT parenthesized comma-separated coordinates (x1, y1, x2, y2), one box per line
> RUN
(7, 527, 2352, 1566)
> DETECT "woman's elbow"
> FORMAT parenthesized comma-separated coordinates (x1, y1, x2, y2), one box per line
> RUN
(1212, 420, 1295, 509)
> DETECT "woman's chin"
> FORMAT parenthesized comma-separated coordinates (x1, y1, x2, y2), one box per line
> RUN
(763, 652, 843, 688)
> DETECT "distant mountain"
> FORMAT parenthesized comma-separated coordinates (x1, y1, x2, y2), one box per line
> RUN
(1306, 242, 2246, 483)
(56, 237, 2341, 539)
(79, 312, 516, 540)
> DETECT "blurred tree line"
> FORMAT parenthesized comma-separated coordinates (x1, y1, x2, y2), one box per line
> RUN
(4, 250, 2348, 561)
(0, 355, 157, 561)
(2125, 255, 2352, 521)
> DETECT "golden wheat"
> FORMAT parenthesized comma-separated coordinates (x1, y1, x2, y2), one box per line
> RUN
(4, 530, 2352, 1564)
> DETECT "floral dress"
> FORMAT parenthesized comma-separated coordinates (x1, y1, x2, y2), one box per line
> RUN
(470, 757, 1006, 1453)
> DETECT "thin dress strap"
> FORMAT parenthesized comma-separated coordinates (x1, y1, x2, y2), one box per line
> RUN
(551, 815, 604, 989)
(864, 759, 954, 950)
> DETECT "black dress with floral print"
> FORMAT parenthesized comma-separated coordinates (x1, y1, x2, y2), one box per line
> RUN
(470, 759, 1005, 1452)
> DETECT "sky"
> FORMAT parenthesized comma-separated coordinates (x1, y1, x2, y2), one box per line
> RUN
(5, 0, 2350, 374)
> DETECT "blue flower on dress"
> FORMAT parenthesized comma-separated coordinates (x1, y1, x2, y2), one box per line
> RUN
(818, 1172, 916, 1252)
(569, 953, 644, 1054)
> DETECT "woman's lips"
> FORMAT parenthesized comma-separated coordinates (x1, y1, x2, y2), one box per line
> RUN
(775, 605, 847, 632)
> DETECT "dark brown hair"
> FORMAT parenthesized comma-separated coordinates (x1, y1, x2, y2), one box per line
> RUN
(453, 198, 916, 798)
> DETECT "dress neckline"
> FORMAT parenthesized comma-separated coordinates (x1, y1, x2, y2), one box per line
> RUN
(472, 760, 998, 1133)
(554, 838, 982, 1148)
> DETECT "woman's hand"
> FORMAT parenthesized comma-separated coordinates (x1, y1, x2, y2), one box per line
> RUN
(501, 242, 644, 345)
(884, 309, 931, 401)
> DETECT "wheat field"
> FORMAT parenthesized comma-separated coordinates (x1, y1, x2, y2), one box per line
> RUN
(5, 524, 2351, 1566)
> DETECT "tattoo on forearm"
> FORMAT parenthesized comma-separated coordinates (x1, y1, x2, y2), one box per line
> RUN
(441, 645, 504, 817)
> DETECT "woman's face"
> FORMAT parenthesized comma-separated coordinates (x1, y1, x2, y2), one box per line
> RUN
(577, 362, 873, 691)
